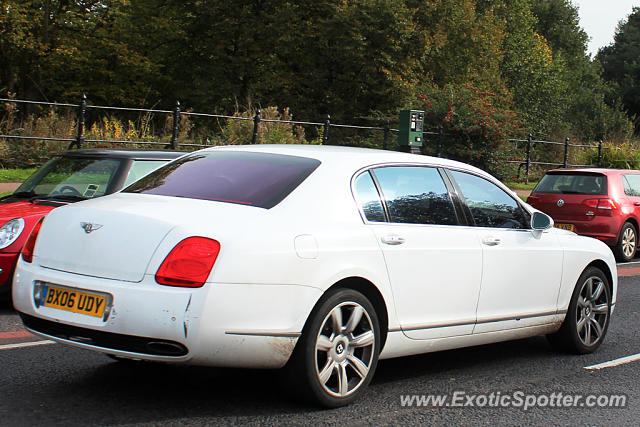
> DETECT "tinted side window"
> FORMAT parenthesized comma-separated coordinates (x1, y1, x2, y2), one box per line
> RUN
(450, 170, 528, 229)
(623, 174, 640, 196)
(353, 172, 386, 222)
(372, 166, 457, 225)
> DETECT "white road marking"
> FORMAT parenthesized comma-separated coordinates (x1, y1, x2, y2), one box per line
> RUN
(0, 340, 55, 351)
(584, 353, 640, 370)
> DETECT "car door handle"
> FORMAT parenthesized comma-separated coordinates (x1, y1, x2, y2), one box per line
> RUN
(634, 202, 640, 206)
(381, 235, 406, 245)
(482, 236, 501, 246)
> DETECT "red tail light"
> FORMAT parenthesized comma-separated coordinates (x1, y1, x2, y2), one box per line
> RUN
(597, 199, 617, 210)
(583, 198, 617, 210)
(21, 218, 44, 263)
(583, 199, 598, 208)
(527, 195, 540, 205)
(155, 237, 220, 288)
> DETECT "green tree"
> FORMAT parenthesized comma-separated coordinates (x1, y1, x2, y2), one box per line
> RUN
(531, 0, 632, 141)
(170, 0, 417, 123)
(418, 84, 520, 176)
(0, 0, 172, 106)
(598, 6, 640, 132)
(531, 0, 588, 62)
(491, 0, 566, 136)
(409, 0, 506, 91)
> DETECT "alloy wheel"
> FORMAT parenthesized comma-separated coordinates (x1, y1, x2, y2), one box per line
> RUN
(314, 301, 375, 398)
(575, 276, 609, 347)
(621, 226, 636, 259)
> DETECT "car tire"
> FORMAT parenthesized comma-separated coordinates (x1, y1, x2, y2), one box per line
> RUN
(547, 266, 611, 354)
(286, 288, 380, 408)
(614, 222, 637, 262)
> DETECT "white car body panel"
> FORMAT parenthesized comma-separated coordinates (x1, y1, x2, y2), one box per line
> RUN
(12, 145, 618, 369)
(369, 222, 482, 340)
(556, 231, 618, 311)
(473, 227, 564, 333)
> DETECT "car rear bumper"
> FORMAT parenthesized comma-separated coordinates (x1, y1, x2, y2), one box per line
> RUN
(554, 217, 623, 246)
(577, 229, 619, 246)
(12, 259, 323, 368)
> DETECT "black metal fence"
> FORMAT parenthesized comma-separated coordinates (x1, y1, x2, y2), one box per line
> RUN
(505, 135, 606, 183)
(0, 96, 615, 179)
(0, 95, 399, 150)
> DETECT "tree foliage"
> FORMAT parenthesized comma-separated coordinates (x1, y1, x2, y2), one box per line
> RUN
(0, 0, 633, 152)
(0, 1, 173, 105)
(419, 84, 520, 175)
(598, 6, 640, 132)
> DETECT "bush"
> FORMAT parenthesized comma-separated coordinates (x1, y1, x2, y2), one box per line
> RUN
(0, 105, 72, 168)
(0, 102, 319, 168)
(0, 105, 193, 168)
(220, 106, 310, 145)
(417, 84, 521, 178)
(585, 141, 640, 169)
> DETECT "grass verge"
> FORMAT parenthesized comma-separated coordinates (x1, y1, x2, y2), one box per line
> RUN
(504, 181, 537, 191)
(0, 168, 36, 183)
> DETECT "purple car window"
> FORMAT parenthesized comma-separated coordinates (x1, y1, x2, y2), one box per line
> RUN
(124, 151, 321, 209)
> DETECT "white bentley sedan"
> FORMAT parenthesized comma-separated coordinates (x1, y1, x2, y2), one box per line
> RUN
(13, 145, 616, 407)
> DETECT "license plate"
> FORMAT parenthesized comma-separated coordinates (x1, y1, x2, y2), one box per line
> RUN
(40, 284, 109, 318)
(554, 223, 575, 232)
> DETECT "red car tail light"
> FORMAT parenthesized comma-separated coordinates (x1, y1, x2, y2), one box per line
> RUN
(584, 198, 617, 210)
(527, 195, 540, 204)
(583, 199, 599, 208)
(21, 218, 44, 263)
(155, 237, 221, 288)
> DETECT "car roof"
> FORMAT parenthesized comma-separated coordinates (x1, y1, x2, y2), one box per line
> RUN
(58, 148, 186, 161)
(546, 168, 640, 175)
(204, 144, 493, 178)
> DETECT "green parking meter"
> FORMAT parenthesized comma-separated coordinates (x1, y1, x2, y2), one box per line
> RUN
(398, 110, 424, 154)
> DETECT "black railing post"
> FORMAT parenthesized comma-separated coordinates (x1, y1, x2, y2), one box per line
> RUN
(563, 137, 570, 168)
(170, 100, 180, 149)
(525, 133, 532, 184)
(437, 125, 444, 157)
(251, 108, 261, 144)
(70, 93, 87, 149)
(322, 114, 331, 145)
(383, 119, 390, 150)
(597, 139, 603, 167)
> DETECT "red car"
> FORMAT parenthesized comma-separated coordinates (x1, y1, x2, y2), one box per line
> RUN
(0, 149, 184, 300)
(528, 168, 640, 261)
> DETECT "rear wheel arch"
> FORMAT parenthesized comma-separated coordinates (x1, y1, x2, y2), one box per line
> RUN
(303, 277, 389, 350)
(285, 284, 382, 407)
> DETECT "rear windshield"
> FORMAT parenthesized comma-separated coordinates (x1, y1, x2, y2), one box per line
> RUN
(533, 173, 607, 195)
(123, 151, 321, 209)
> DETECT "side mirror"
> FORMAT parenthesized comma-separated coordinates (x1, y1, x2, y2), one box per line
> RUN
(531, 211, 553, 230)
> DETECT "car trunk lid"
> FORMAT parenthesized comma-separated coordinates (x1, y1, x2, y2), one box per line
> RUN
(34, 193, 260, 282)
